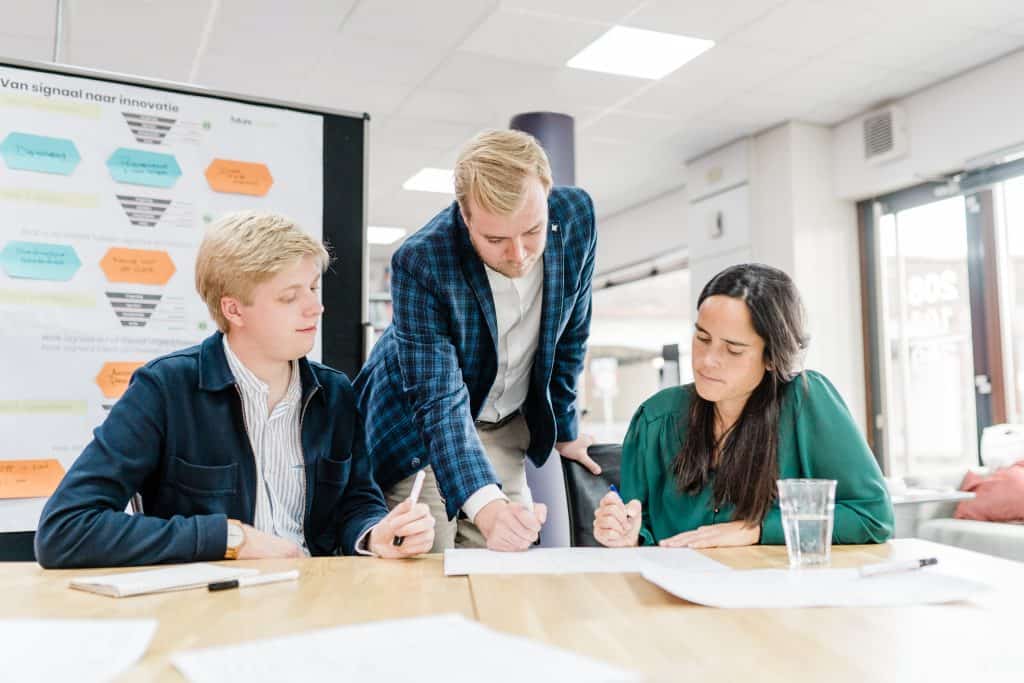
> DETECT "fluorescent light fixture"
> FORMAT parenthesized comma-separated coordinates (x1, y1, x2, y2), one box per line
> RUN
(567, 26, 714, 80)
(368, 226, 407, 245)
(402, 167, 454, 194)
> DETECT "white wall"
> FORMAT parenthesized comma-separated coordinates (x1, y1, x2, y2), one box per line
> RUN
(834, 48, 1024, 201)
(789, 123, 866, 429)
(595, 186, 687, 274)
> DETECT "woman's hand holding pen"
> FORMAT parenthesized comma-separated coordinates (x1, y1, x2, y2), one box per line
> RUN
(593, 490, 642, 548)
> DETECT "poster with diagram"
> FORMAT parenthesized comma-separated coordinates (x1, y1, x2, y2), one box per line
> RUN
(0, 62, 324, 531)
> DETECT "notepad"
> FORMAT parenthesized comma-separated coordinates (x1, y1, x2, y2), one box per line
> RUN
(69, 563, 259, 598)
(171, 614, 639, 682)
(444, 546, 729, 576)
(641, 567, 989, 608)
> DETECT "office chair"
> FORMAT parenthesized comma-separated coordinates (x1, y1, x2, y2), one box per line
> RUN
(561, 443, 622, 547)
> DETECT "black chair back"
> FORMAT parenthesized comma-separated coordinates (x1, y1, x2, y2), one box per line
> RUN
(561, 443, 622, 547)
(0, 532, 35, 562)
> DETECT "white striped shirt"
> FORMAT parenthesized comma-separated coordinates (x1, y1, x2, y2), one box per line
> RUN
(223, 337, 309, 555)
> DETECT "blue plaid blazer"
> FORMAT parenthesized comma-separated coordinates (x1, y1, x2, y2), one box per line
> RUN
(354, 186, 596, 519)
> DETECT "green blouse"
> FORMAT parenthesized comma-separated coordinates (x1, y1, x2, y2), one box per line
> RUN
(620, 371, 894, 546)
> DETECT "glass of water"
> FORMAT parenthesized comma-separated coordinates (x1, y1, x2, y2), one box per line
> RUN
(777, 478, 837, 568)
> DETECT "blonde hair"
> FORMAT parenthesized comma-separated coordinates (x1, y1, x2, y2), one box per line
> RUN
(454, 129, 553, 220)
(195, 210, 330, 332)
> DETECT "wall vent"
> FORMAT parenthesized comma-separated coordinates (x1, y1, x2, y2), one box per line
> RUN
(862, 106, 907, 165)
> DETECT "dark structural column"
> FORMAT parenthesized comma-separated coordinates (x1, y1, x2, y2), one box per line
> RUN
(510, 112, 576, 186)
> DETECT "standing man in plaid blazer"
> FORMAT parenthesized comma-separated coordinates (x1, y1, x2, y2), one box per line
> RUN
(355, 129, 599, 552)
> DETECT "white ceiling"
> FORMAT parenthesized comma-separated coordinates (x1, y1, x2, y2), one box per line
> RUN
(3, 0, 1024, 259)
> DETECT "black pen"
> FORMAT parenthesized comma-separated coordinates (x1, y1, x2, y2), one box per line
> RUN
(858, 557, 938, 578)
(208, 569, 299, 591)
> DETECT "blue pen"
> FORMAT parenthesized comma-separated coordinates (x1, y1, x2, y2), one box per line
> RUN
(608, 485, 634, 519)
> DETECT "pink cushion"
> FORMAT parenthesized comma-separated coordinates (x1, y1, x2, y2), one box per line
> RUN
(954, 460, 1024, 522)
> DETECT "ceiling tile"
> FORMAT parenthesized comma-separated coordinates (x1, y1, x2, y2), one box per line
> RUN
(203, 0, 351, 61)
(427, 51, 559, 91)
(727, 0, 881, 59)
(881, 0, 1024, 32)
(0, 1, 56, 38)
(856, 69, 949, 109)
(458, 7, 608, 68)
(749, 58, 894, 105)
(195, 53, 311, 103)
(660, 42, 809, 91)
(625, 0, 788, 42)
(305, 80, 412, 118)
(392, 87, 504, 126)
(341, 0, 499, 49)
(64, 0, 213, 81)
(0, 35, 54, 63)
(910, 31, 1024, 79)
(314, 35, 449, 88)
(581, 110, 688, 145)
(375, 117, 484, 152)
(500, 1, 643, 23)
(610, 81, 726, 123)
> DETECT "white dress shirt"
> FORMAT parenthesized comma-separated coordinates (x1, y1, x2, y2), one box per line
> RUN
(223, 337, 310, 555)
(462, 262, 544, 522)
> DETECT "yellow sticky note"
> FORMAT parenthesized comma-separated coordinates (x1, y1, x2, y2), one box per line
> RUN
(0, 459, 66, 499)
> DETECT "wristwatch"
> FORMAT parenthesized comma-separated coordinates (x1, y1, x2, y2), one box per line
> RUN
(224, 519, 245, 560)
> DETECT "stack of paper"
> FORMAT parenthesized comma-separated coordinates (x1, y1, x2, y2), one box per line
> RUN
(444, 546, 729, 576)
(0, 619, 156, 682)
(641, 567, 989, 608)
(69, 563, 258, 598)
(171, 614, 639, 682)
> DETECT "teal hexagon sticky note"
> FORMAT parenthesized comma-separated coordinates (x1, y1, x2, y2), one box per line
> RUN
(0, 241, 82, 281)
(0, 132, 81, 175)
(106, 148, 182, 188)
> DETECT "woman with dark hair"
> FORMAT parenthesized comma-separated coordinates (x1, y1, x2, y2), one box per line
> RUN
(593, 263, 893, 549)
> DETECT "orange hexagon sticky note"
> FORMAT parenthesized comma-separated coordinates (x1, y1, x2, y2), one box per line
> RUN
(205, 158, 273, 196)
(0, 459, 66, 499)
(95, 361, 145, 399)
(100, 248, 176, 285)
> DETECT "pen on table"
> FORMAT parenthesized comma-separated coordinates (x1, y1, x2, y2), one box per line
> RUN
(208, 569, 300, 592)
(858, 557, 938, 578)
(393, 469, 426, 547)
(609, 484, 634, 519)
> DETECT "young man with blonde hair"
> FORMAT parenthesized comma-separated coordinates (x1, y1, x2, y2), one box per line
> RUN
(356, 129, 598, 552)
(36, 211, 434, 568)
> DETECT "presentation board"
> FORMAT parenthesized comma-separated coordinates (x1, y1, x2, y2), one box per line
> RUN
(0, 59, 367, 534)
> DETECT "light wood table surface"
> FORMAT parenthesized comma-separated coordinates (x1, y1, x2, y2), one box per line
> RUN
(2, 539, 1021, 682)
(0, 555, 472, 682)
(469, 539, 1024, 682)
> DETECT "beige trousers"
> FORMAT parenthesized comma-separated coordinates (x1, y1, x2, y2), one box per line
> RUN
(385, 414, 532, 552)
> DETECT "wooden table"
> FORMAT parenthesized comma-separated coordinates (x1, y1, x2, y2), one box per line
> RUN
(470, 539, 1024, 682)
(0, 556, 473, 682)
(1, 539, 1021, 681)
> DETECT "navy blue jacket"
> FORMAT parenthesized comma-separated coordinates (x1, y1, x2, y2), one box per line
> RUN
(355, 187, 596, 518)
(35, 332, 388, 568)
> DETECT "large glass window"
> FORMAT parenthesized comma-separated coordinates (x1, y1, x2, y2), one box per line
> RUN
(876, 197, 978, 477)
(865, 161, 1024, 477)
(996, 175, 1024, 424)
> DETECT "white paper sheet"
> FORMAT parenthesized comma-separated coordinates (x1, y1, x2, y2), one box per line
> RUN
(69, 563, 259, 597)
(444, 546, 729, 576)
(641, 567, 989, 608)
(0, 619, 156, 682)
(171, 614, 639, 683)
